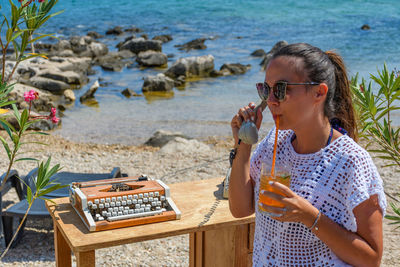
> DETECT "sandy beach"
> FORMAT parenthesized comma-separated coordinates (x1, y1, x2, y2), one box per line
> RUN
(0, 132, 399, 266)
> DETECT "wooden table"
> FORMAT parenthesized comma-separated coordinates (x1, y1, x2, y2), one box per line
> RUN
(46, 177, 255, 267)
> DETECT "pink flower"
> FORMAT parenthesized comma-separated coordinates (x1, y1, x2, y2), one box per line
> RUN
(38, 0, 45, 2)
(51, 107, 57, 117)
(51, 116, 60, 124)
(47, 107, 59, 124)
(24, 89, 39, 103)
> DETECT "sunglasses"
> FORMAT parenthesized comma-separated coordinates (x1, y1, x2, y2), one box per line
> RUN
(256, 81, 320, 102)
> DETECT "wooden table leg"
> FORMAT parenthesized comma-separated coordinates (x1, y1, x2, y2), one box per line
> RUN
(189, 232, 204, 267)
(76, 250, 95, 267)
(54, 221, 71, 267)
(189, 224, 254, 267)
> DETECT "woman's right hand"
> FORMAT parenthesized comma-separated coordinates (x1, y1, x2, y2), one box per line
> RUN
(231, 102, 263, 145)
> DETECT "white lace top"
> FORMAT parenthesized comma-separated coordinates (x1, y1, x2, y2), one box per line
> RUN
(250, 128, 387, 267)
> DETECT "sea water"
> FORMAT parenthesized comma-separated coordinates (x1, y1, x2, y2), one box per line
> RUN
(1, 0, 399, 144)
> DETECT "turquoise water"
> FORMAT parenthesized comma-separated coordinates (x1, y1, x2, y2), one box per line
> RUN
(2, 0, 400, 144)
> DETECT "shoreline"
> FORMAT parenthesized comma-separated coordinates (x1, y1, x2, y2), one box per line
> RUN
(0, 133, 399, 266)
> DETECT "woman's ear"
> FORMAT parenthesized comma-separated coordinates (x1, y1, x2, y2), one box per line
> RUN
(315, 83, 328, 101)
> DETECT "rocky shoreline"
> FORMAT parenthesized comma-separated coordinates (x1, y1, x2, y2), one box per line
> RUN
(0, 25, 284, 132)
(0, 131, 399, 266)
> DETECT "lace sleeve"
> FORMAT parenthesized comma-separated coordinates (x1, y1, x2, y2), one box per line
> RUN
(343, 150, 387, 232)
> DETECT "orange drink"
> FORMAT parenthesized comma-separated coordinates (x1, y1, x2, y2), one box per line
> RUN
(258, 115, 291, 213)
(259, 168, 291, 210)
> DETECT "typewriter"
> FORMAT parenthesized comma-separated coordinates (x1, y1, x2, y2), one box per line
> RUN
(69, 175, 181, 232)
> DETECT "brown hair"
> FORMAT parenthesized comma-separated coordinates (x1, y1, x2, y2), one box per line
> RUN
(272, 43, 358, 141)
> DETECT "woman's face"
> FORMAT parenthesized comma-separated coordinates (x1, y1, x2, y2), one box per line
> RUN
(265, 56, 317, 131)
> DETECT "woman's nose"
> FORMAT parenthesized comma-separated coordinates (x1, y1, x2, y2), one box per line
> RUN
(267, 89, 279, 105)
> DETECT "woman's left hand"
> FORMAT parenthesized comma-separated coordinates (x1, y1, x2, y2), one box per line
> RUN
(258, 181, 319, 228)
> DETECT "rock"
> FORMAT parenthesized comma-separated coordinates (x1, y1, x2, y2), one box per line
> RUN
(38, 69, 84, 85)
(16, 64, 39, 79)
(361, 24, 371, 30)
(209, 69, 223, 77)
(87, 31, 104, 39)
(174, 75, 186, 87)
(106, 26, 123, 35)
(69, 36, 90, 55)
(220, 63, 251, 75)
(8, 83, 57, 112)
(52, 40, 72, 51)
(251, 49, 266, 57)
(96, 53, 126, 72)
(159, 137, 211, 154)
(121, 88, 142, 98)
(33, 43, 52, 52)
(164, 55, 215, 79)
(63, 89, 76, 102)
(89, 42, 109, 57)
(174, 38, 207, 51)
(152, 34, 173, 43)
(142, 73, 174, 92)
(55, 57, 92, 73)
(116, 35, 136, 49)
(124, 26, 143, 33)
(136, 51, 168, 67)
(117, 50, 135, 59)
(119, 38, 162, 54)
(80, 80, 99, 101)
(144, 130, 190, 147)
(57, 49, 75, 57)
(260, 40, 289, 70)
(20, 76, 70, 94)
(0, 110, 59, 131)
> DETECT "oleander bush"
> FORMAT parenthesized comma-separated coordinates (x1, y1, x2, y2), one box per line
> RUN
(351, 64, 400, 229)
(0, 0, 65, 258)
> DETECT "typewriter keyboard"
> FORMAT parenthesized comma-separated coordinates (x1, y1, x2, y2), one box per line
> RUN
(87, 191, 168, 222)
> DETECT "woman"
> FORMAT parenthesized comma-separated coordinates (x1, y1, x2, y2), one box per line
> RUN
(229, 43, 386, 266)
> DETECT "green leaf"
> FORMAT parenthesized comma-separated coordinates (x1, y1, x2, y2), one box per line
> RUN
(20, 141, 48, 146)
(12, 104, 20, 121)
(10, 29, 25, 42)
(26, 186, 33, 205)
(0, 100, 16, 108)
(0, 136, 11, 160)
(27, 131, 49, 135)
(39, 197, 57, 205)
(385, 215, 400, 221)
(37, 184, 67, 197)
(15, 157, 38, 162)
(28, 33, 55, 44)
(0, 118, 15, 140)
(6, 28, 13, 42)
(10, 0, 18, 28)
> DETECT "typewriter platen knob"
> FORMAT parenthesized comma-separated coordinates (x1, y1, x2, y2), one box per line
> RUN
(69, 186, 76, 206)
(138, 174, 149, 181)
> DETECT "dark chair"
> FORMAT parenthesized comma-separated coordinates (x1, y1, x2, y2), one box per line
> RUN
(1, 167, 127, 247)
(0, 170, 24, 245)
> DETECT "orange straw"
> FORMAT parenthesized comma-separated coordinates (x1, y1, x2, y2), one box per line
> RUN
(270, 116, 280, 177)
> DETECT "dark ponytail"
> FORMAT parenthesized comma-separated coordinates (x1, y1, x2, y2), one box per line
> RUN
(272, 43, 358, 141)
(324, 51, 358, 141)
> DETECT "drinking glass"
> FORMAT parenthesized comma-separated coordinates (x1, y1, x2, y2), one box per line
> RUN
(258, 161, 291, 214)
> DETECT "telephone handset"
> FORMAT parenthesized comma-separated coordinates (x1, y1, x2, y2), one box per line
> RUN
(223, 100, 268, 199)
